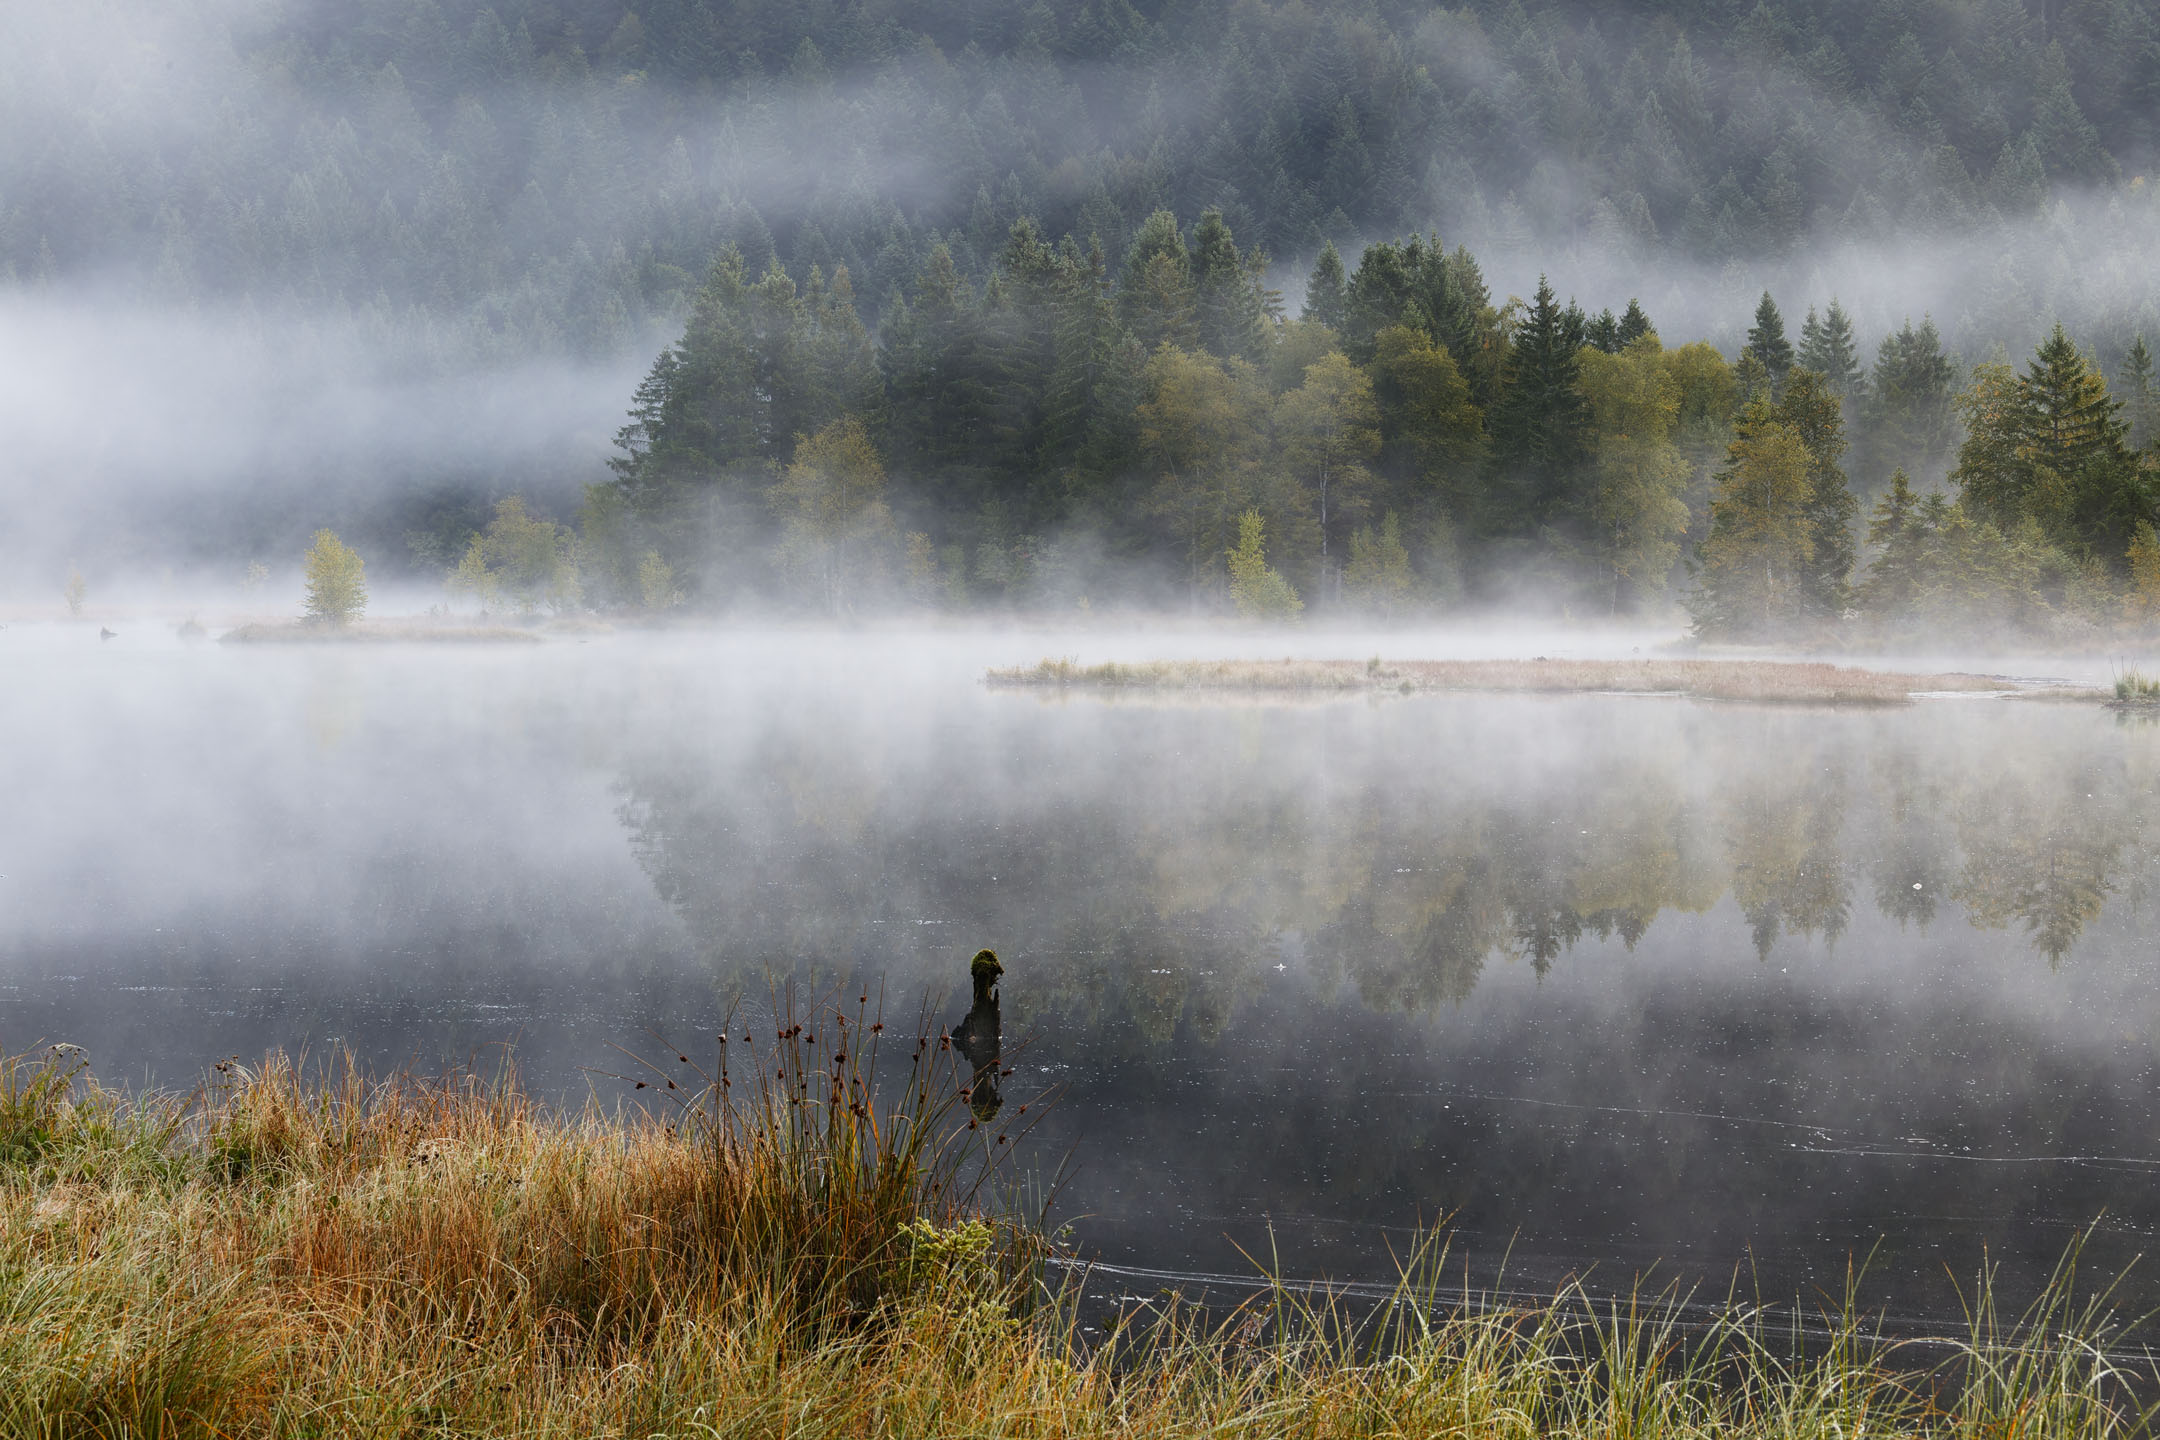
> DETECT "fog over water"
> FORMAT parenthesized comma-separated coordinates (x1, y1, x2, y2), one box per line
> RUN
(6, 625, 2159, 1327)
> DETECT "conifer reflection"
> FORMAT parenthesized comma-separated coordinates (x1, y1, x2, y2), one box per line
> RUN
(615, 705, 2157, 1021)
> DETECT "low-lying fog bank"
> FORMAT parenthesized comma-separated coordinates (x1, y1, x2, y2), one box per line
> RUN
(8, 611, 2156, 690)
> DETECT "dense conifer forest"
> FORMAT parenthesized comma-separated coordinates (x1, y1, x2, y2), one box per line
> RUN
(8, 0, 2159, 632)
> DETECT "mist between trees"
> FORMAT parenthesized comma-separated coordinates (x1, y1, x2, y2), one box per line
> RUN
(12, 0, 2160, 634)
(554, 209, 2157, 640)
(9, 0, 2156, 354)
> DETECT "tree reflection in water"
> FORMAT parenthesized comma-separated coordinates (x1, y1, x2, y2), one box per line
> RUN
(607, 696, 2160, 1316)
(616, 699, 2156, 1018)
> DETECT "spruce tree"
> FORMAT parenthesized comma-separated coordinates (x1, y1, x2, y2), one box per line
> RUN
(1190, 209, 1268, 362)
(1045, 237, 1139, 487)
(1439, 247, 1501, 404)
(1865, 318, 1959, 483)
(663, 246, 765, 472)
(1853, 470, 1933, 620)
(2116, 336, 2157, 452)
(1302, 239, 1348, 333)
(1486, 276, 1592, 542)
(1798, 306, 1825, 369)
(2017, 325, 2126, 478)
(1121, 210, 1197, 352)
(1776, 369, 1858, 615)
(1954, 327, 2146, 564)
(1616, 299, 1654, 345)
(2013, 325, 2144, 561)
(1795, 298, 1864, 404)
(1586, 308, 1622, 353)
(1745, 291, 1794, 388)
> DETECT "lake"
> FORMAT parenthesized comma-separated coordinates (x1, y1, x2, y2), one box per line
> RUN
(4, 624, 2157, 1334)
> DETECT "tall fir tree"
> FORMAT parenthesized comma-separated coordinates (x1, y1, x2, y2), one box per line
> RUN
(1795, 298, 1865, 405)
(1774, 368, 1858, 615)
(1865, 317, 1959, 484)
(1745, 291, 1794, 388)
(1486, 276, 1591, 545)
(1121, 210, 1197, 353)
(2016, 325, 2127, 478)
(1952, 325, 2150, 565)
(1190, 209, 1269, 363)
(2116, 336, 2158, 452)
(1586, 309, 1622, 353)
(1301, 239, 1347, 333)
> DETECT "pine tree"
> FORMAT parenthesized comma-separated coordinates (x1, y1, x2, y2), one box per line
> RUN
(1045, 236, 1139, 487)
(640, 245, 763, 481)
(1190, 209, 1268, 362)
(2018, 325, 2127, 476)
(1953, 327, 2147, 565)
(1121, 210, 1197, 352)
(1439, 247, 1503, 405)
(1797, 306, 1825, 365)
(1853, 470, 1933, 619)
(1866, 317, 1959, 483)
(1586, 308, 1622, 353)
(883, 244, 998, 518)
(1795, 298, 1864, 405)
(1486, 276, 1591, 543)
(1301, 239, 1347, 334)
(1776, 369, 1858, 615)
(1745, 291, 1794, 388)
(2115, 336, 2157, 452)
(2011, 325, 2142, 560)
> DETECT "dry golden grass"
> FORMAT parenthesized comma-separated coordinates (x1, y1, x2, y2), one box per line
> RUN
(0, 1031, 2151, 1439)
(988, 656, 2018, 704)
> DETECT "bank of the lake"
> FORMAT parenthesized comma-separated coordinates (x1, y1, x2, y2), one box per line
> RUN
(987, 656, 2037, 704)
(2, 1036, 2148, 1440)
(219, 619, 548, 644)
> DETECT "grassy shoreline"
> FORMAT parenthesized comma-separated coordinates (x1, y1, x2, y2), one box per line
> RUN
(2, 1026, 2150, 1438)
(987, 657, 2034, 704)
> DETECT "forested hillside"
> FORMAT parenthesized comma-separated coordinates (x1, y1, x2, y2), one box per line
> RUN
(7, 0, 2157, 358)
(7, 0, 2159, 631)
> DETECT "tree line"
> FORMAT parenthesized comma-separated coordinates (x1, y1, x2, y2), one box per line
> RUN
(571, 208, 2160, 637)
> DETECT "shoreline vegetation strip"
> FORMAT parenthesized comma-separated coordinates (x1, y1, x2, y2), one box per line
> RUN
(986, 657, 2039, 703)
(1, 1028, 2155, 1438)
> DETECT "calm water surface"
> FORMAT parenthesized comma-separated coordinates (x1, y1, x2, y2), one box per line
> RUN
(4, 627, 2158, 1330)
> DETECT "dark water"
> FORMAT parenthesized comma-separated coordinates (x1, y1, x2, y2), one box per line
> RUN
(5, 630, 2158, 1331)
